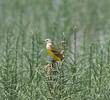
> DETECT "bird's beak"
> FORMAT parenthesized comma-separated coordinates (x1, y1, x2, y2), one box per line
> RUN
(43, 40, 45, 43)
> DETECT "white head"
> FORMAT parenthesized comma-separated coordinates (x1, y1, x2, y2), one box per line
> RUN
(44, 38, 53, 44)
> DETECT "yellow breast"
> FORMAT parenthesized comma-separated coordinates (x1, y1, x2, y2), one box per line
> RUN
(46, 44, 61, 61)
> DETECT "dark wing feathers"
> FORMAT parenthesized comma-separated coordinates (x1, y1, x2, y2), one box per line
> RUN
(50, 45, 63, 60)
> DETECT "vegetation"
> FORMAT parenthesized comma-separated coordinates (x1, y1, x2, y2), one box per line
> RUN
(0, 0, 110, 99)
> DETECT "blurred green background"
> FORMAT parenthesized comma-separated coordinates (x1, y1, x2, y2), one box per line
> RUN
(0, 0, 110, 99)
(0, 0, 110, 39)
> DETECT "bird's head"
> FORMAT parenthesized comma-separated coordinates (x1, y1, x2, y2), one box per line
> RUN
(43, 38, 53, 44)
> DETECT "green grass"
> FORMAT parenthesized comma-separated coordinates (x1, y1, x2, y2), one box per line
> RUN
(0, 0, 110, 99)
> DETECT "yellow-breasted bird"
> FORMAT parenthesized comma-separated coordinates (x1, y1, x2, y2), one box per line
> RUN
(44, 39, 64, 62)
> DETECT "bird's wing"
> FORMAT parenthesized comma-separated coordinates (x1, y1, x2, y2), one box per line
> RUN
(50, 45, 63, 59)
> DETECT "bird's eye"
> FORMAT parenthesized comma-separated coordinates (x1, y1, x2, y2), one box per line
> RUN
(46, 40, 48, 41)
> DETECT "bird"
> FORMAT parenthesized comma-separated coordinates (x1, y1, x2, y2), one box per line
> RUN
(43, 38, 64, 62)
